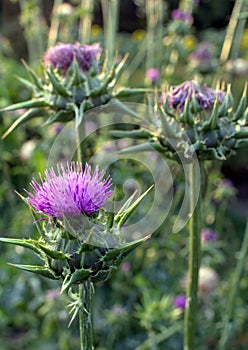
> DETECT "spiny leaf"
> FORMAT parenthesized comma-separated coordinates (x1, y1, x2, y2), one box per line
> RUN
(2, 107, 47, 139)
(21, 59, 44, 90)
(102, 234, 151, 262)
(1, 99, 49, 112)
(37, 243, 68, 260)
(0, 237, 44, 256)
(114, 185, 154, 228)
(8, 263, 60, 280)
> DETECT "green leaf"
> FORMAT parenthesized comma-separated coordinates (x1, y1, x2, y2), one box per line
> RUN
(44, 110, 74, 124)
(109, 129, 153, 139)
(0, 237, 44, 256)
(8, 263, 60, 280)
(37, 243, 68, 260)
(114, 185, 154, 228)
(102, 234, 151, 262)
(2, 108, 47, 139)
(1, 99, 49, 112)
(113, 88, 150, 98)
(21, 59, 44, 90)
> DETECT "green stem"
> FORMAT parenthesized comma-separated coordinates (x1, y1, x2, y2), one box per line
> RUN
(79, 281, 94, 350)
(220, 0, 248, 63)
(79, 0, 95, 44)
(218, 219, 248, 350)
(183, 162, 202, 350)
(101, 0, 120, 64)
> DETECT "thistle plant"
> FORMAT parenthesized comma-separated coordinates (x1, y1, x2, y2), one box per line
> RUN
(111, 79, 248, 349)
(0, 161, 151, 349)
(1, 41, 146, 138)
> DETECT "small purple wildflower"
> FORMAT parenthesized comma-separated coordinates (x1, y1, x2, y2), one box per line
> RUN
(222, 178, 234, 189)
(190, 42, 212, 62)
(25, 162, 113, 219)
(44, 42, 101, 74)
(121, 261, 131, 272)
(146, 68, 160, 83)
(171, 9, 193, 22)
(168, 80, 225, 111)
(173, 295, 186, 310)
(201, 228, 218, 242)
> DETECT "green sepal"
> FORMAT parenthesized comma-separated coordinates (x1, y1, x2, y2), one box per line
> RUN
(114, 185, 154, 228)
(181, 95, 194, 126)
(2, 108, 47, 139)
(0, 237, 43, 256)
(8, 263, 60, 280)
(163, 95, 176, 118)
(1, 99, 49, 112)
(202, 97, 219, 131)
(61, 268, 92, 292)
(46, 68, 71, 97)
(37, 243, 68, 260)
(232, 93, 247, 122)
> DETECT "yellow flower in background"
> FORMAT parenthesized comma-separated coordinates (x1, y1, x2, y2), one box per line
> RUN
(91, 24, 102, 37)
(241, 28, 248, 49)
(131, 29, 146, 42)
(183, 34, 197, 50)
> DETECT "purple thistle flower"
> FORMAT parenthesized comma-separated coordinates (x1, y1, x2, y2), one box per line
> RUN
(201, 228, 218, 242)
(146, 68, 160, 83)
(44, 42, 101, 74)
(168, 80, 225, 111)
(173, 295, 186, 310)
(25, 162, 113, 219)
(171, 9, 193, 22)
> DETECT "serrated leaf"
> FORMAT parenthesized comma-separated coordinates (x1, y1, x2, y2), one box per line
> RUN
(8, 263, 60, 280)
(37, 243, 68, 260)
(0, 237, 44, 256)
(102, 234, 151, 262)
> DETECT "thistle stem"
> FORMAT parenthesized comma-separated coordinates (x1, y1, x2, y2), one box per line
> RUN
(218, 219, 248, 350)
(183, 162, 202, 350)
(79, 281, 94, 350)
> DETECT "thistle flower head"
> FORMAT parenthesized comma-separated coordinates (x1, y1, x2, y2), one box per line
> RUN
(25, 162, 113, 219)
(44, 42, 101, 74)
(168, 80, 225, 111)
